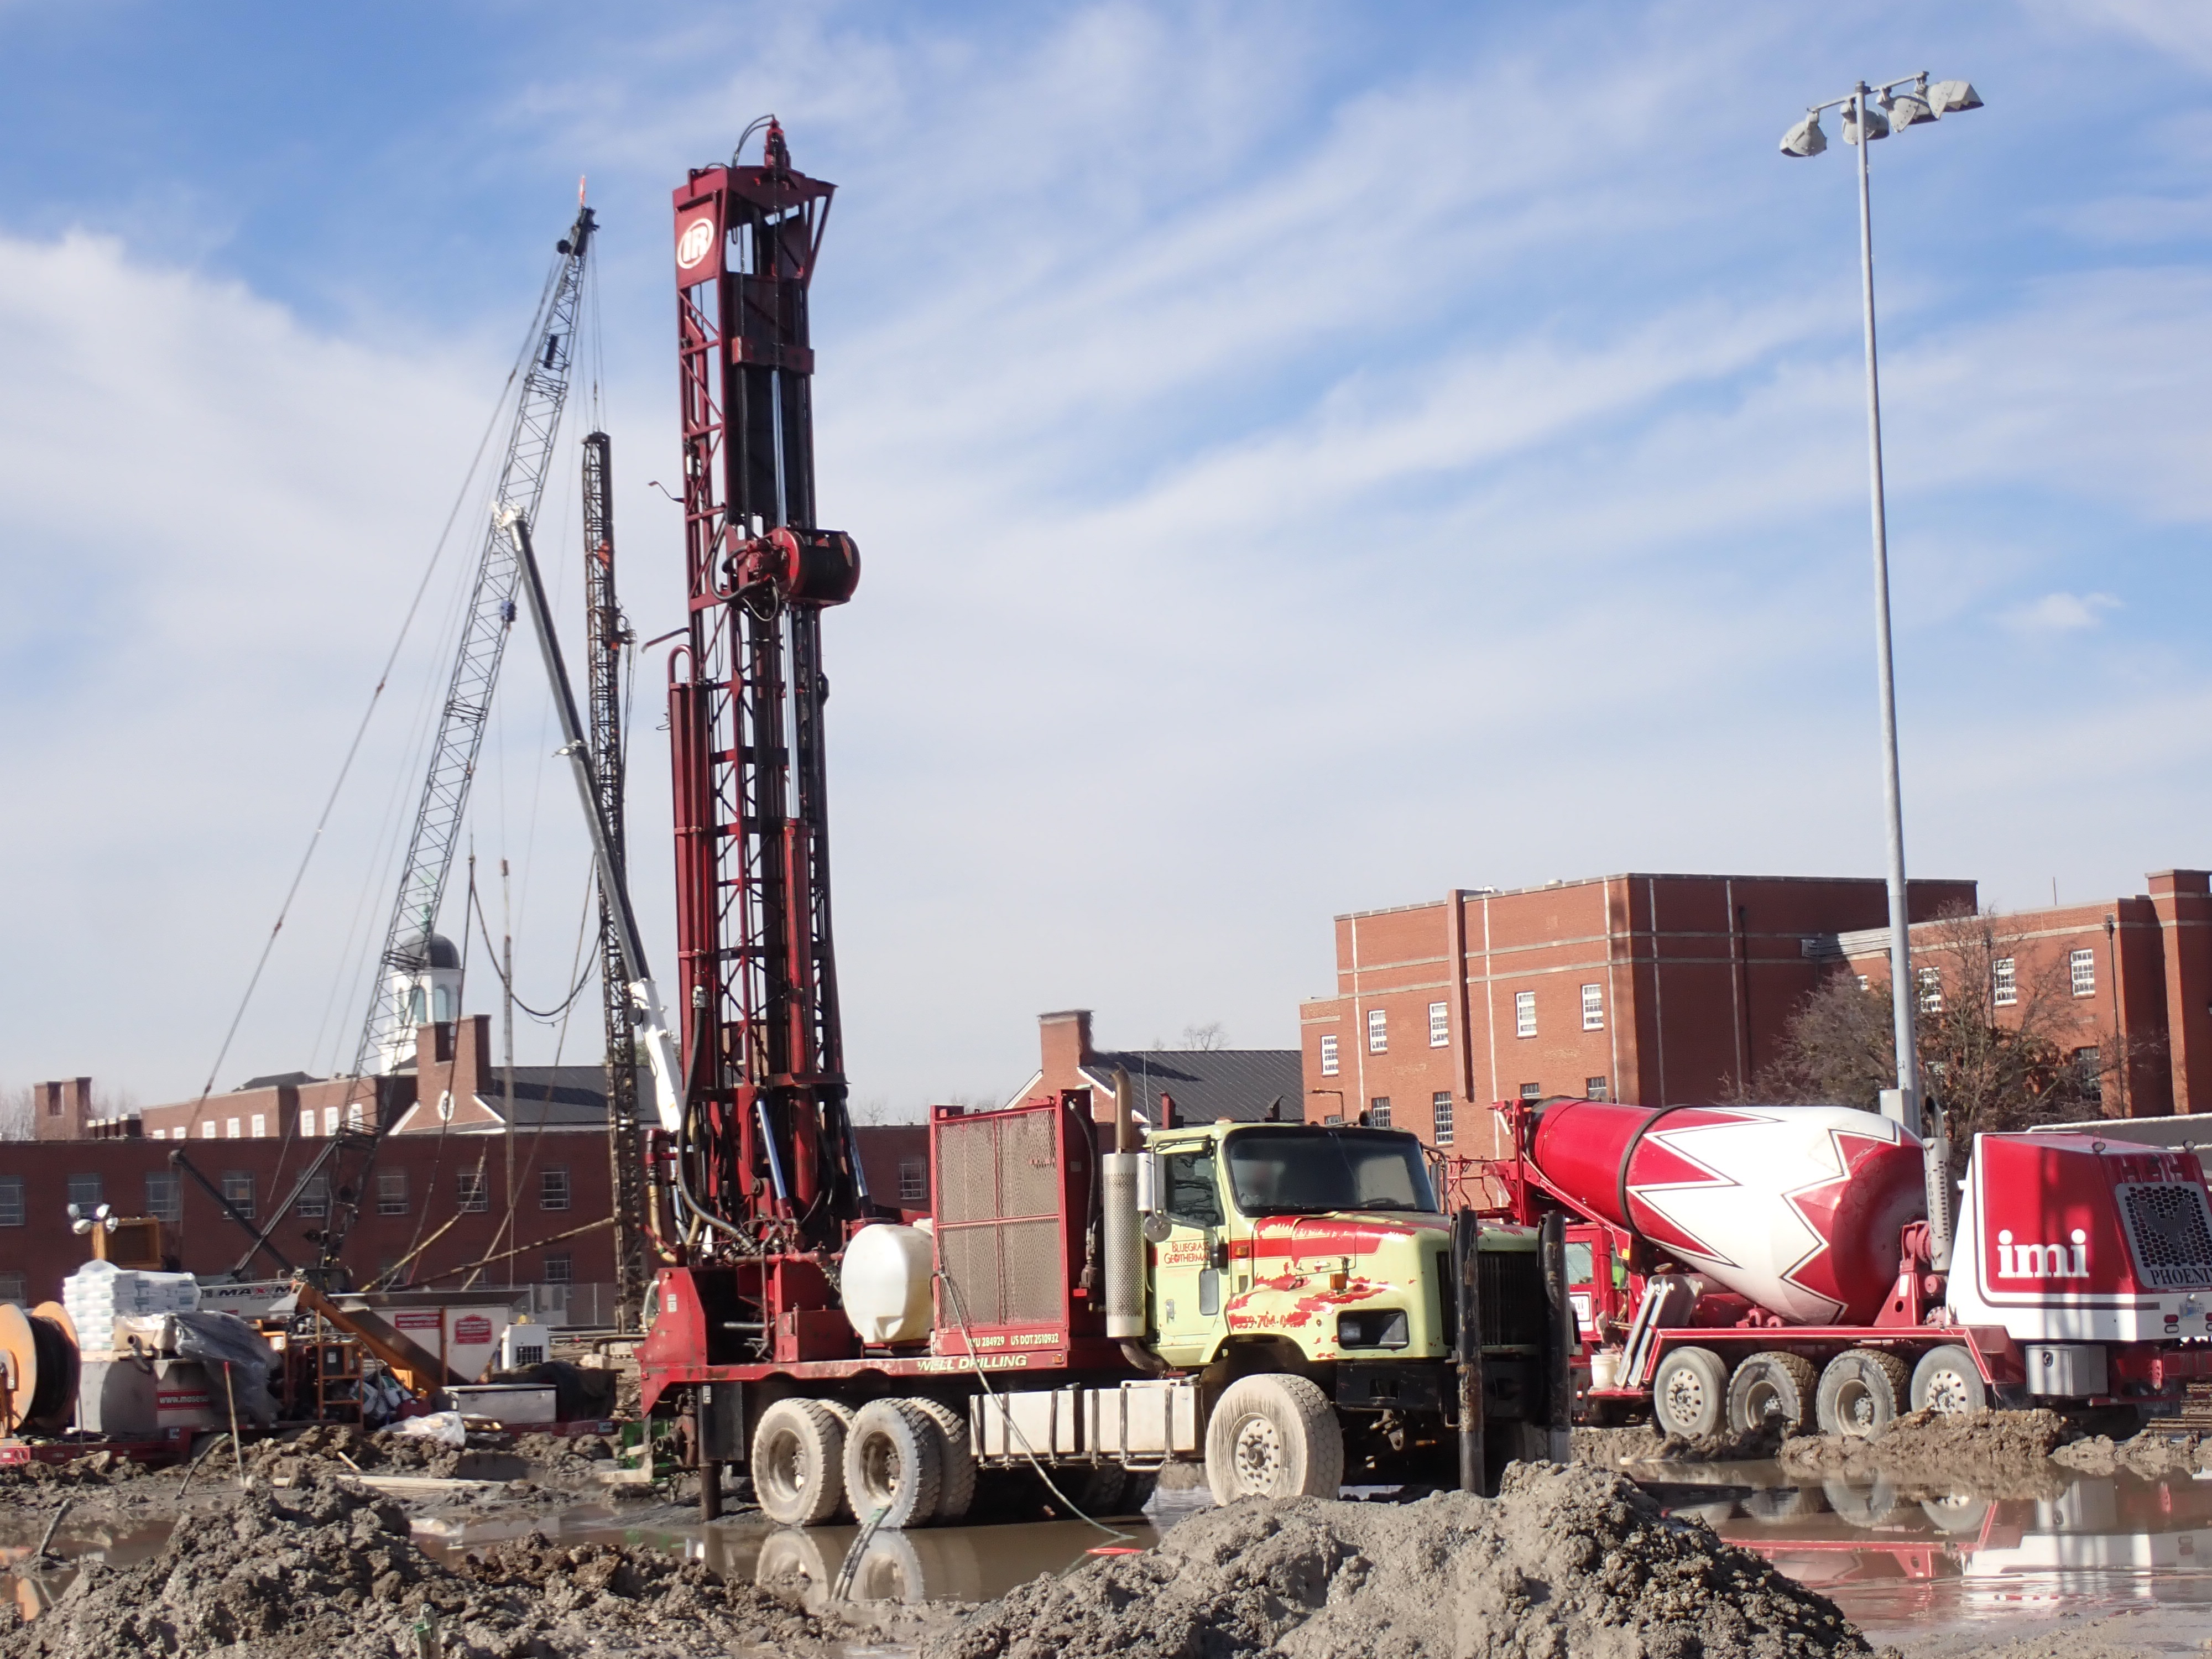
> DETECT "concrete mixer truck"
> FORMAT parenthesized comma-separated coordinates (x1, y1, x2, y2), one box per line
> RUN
(1478, 1097, 2212, 1439)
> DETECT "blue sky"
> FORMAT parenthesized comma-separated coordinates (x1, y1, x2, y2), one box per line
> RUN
(5, 1, 2212, 1113)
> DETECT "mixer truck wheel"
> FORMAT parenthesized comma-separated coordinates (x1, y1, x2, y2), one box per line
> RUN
(1815, 1349, 1908, 1438)
(1725, 1352, 1816, 1435)
(750, 1398, 850, 1528)
(1910, 1346, 1987, 1417)
(907, 1397, 977, 1523)
(844, 1398, 945, 1530)
(1651, 1347, 1727, 1438)
(1204, 1373, 1344, 1504)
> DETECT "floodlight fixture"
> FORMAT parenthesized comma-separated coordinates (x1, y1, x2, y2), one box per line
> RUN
(1882, 85, 1936, 131)
(1842, 99, 1891, 144)
(1927, 79, 1983, 116)
(1780, 111, 1827, 158)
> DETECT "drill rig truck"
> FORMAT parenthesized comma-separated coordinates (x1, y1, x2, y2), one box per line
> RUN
(573, 128, 1575, 1528)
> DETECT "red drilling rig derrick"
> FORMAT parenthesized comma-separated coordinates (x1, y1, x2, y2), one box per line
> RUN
(667, 120, 870, 1277)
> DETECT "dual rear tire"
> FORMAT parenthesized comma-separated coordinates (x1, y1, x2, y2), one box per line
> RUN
(748, 1394, 977, 1530)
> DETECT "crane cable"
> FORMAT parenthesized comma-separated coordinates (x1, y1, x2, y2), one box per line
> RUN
(180, 271, 559, 1131)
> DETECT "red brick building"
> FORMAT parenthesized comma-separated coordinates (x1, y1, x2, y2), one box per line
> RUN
(1298, 873, 1976, 1158)
(1839, 868, 2212, 1119)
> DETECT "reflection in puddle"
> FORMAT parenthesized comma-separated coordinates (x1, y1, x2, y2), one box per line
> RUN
(1657, 1461, 2212, 1642)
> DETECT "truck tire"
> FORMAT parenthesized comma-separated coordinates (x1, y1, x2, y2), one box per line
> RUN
(1725, 1352, 1817, 1434)
(750, 1399, 848, 1528)
(1815, 1349, 1908, 1438)
(1204, 1373, 1344, 1504)
(844, 1398, 945, 1530)
(907, 1397, 977, 1523)
(1910, 1345, 1988, 1417)
(1822, 1473, 1898, 1527)
(1651, 1347, 1728, 1438)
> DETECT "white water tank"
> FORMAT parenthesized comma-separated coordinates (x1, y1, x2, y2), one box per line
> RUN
(842, 1224, 933, 1344)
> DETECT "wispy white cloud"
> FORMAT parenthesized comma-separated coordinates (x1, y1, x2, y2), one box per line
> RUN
(2001, 590, 2122, 633)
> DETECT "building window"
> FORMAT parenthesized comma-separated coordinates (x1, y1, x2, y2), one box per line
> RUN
(542, 1253, 573, 1285)
(1519, 1083, 1542, 1101)
(324, 1105, 340, 1136)
(221, 1172, 255, 1220)
(0, 1272, 23, 1306)
(2074, 1046, 2104, 1104)
(144, 1173, 181, 1225)
(200, 1121, 216, 1139)
(377, 1169, 409, 1216)
(1428, 1002, 1449, 1048)
(299, 1109, 315, 1138)
(1586, 1076, 1609, 1102)
(250, 1114, 266, 1138)
(457, 1171, 489, 1213)
(345, 1101, 365, 1129)
(225, 1117, 241, 1139)
(1917, 967, 1943, 1015)
(1432, 1092, 1454, 1147)
(0, 1178, 23, 1227)
(1515, 991, 1537, 1039)
(540, 1167, 571, 1212)
(1369, 1097, 1392, 1128)
(1368, 1009, 1388, 1053)
(2070, 948, 2096, 998)
(67, 1174, 103, 1212)
(1323, 1113, 1344, 1125)
(899, 1160, 926, 1203)
(1581, 984, 1604, 1032)
(298, 1176, 330, 1219)
(1318, 1034, 1339, 1077)
(1993, 957, 2017, 1008)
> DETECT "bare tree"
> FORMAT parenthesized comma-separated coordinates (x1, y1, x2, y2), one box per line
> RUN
(0, 1086, 30, 1141)
(1735, 906, 2122, 1173)
(1181, 1022, 1228, 1051)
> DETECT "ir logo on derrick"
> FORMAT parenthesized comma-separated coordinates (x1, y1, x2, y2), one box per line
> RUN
(675, 217, 715, 270)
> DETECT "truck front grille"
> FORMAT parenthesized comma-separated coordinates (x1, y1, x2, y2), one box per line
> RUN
(2120, 1182, 2212, 1289)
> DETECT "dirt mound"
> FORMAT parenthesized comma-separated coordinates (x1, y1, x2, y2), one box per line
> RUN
(1779, 1409, 2074, 1487)
(1573, 1423, 1788, 1466)
(924, 1461, 1887, 1659)
(2051, 1427, 2212, 1477)
(0, 1453, 158, 1494)
(512, 1431, 615, 1473)
(0, 1471, 841, 1659)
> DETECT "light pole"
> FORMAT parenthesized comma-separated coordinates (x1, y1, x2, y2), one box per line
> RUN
(1781, 74, 1982, 1270)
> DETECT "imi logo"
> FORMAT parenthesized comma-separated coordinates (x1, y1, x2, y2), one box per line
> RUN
(1996, 1228, 2089, 1280)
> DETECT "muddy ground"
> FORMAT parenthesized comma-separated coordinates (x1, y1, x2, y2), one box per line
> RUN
(0, 1472, 842, 1659)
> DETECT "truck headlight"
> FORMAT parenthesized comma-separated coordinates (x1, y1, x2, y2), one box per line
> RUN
(1336, 1309, 1409, 1350)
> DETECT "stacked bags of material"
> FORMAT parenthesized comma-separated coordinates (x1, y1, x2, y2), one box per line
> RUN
(62, 1259, 200, 1353)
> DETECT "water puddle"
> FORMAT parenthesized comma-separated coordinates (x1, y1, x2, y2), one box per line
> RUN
(1647, 1460, 2212, 1648)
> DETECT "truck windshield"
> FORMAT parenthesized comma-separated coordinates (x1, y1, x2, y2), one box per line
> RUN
(1224, 1129, 1439, 1217)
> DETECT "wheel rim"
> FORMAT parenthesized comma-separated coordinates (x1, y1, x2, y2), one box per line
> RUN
(1663, 1370, 1707, 1429)
(1745, 1380, 1781, 1423)
(1230, 1413, 1284, 1493)
(763, 1429, 807, 1499)
(1835, 1379, 1876, 1433)
(859, 1436, 901, 1503)
(1924, 1369, 1974, 1415)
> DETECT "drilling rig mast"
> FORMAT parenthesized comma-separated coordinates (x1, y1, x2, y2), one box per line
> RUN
(582, 431, 652, 1328)
(667, 120, 868, 1260)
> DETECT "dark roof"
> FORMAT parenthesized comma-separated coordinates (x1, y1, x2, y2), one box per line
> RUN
(1079, 1050, 1303, 1125)
(393, 931, 461, 970)
(237, 1071, 322, 1091)
(474, 1065, 650, 1128)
